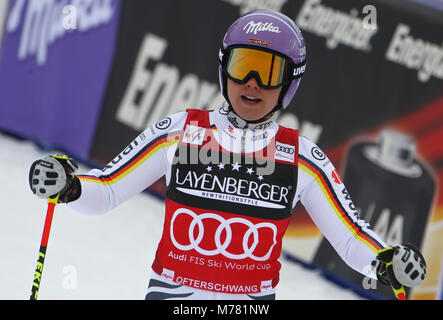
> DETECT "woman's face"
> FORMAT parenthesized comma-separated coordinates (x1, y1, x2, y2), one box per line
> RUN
(227, 77, 282, 121)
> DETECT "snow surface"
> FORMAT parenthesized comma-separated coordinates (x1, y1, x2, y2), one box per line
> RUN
(0, 131, 363, 300)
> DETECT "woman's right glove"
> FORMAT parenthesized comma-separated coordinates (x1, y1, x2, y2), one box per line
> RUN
(29, 154, 81, 203)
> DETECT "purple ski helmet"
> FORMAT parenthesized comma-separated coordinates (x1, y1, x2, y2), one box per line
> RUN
(219, 10, 306, 109)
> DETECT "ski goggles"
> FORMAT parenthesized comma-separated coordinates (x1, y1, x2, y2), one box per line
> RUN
(221, 46, 306, 89)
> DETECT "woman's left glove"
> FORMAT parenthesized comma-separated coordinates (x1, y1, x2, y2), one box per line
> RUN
(372, 243, 426, 299)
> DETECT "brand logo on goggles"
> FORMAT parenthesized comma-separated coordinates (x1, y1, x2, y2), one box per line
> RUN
(243, 21, 281, 35)
(293, 65, 306, 77)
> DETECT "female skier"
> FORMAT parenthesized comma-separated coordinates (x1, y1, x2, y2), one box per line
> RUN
(29, 10, 426, 300)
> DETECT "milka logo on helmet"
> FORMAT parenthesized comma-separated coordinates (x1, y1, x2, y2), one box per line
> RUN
(243, 21, 281, 35)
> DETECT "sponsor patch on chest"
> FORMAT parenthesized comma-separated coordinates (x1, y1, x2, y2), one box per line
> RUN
(182, 125, 206, 146)
(274, 142, 296, 163)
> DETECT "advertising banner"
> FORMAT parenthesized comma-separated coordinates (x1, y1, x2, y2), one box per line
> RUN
(90, 0, 227, 164)
(0, 0, 9, 55)
(0, 0, 121, 158)
(90, 0, 442, 299)
(283, 0, 443, 300)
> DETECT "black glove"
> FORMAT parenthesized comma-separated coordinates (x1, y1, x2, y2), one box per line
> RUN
(372, 243, 426, 299)
(29, 154, 81, 203)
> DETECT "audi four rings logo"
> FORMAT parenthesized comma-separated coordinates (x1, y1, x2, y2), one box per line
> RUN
(276, 145, 295, 154)
(170, 208, 277, 261)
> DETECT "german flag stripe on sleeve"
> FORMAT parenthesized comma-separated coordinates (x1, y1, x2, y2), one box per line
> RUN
(298, 155, 384, 254)
(78, 132, 180, 185)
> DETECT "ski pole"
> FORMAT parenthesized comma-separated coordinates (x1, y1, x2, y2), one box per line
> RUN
(30, 193, 59, 300)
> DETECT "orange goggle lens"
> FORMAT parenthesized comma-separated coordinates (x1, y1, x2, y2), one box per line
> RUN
(226, 47, 288, 88)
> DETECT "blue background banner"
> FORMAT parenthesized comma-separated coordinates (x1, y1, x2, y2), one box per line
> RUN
(0, 0, 121, 158)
